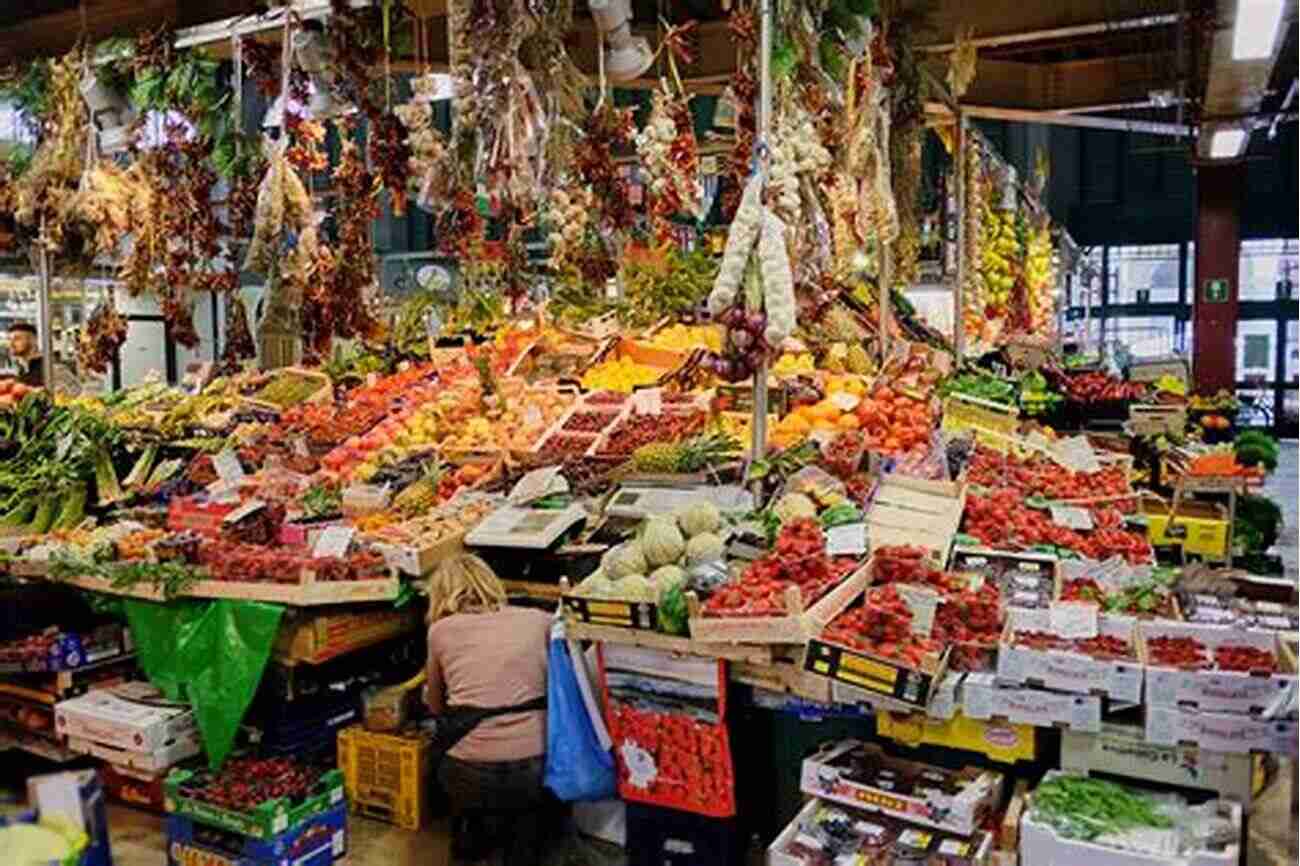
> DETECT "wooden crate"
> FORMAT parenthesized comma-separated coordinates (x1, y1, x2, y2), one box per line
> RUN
(686, 561, 871, 645)
(1128, 403, 1187, 436)
(1127, 356, 1189, 384)
(186, 571, 401, 606)
(274, 606, 424, 666)
(867, 476, 965, 564)
(566, 620, 773, 665)
(941, 393, 1020, 452)
(243, 366, 332, 412)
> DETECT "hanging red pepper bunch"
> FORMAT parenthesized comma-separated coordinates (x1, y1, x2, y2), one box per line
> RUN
(220, 295, 257, 369)
(77, 301, 128, 374)
(721, 6, 757, 222)
(303, 126, 383, 359)
(575, 104, 638, 235)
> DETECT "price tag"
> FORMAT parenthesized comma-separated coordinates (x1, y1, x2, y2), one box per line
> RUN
(222, 499, 266, 525)
(896, 584, 940, 636)
(1049, 601, 1099, 639)
(523, 404, 544, 427)
(293, 437, 311, 458)
(825, 523, 866, 557)
(1050, 506, 1095, 530)
(631, 388, 663, 415)
(366, 372, 379, 387)
(212, 449, 245, 485)
(313, 525, 356, 559)
(1050, 436, 1102, 473)
(829, 391, 860, 412)
(56, 432, 75, 461)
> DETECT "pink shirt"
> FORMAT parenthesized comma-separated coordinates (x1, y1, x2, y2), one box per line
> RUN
(425, 606, 551, 762)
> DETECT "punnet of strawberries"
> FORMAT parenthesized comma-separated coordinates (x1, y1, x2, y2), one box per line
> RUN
(1012, 629, 1134, 660)
(963, 489, 1151, 564)
(701, 518, 857, 617)
(1146, 635, 1276, 672)
(871, 545, 954, 591)
(964, 445, 1133, 502)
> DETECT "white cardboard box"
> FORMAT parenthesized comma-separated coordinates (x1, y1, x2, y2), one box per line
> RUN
(1020, 795, 1240, 866)
(998, 609, 1141, 703)
(1144, 704, 1299, 756)
(1139, 620, 1296, 715)
(66, 730, 200, 773)
(1060, 723, 1264, 805)
(54, 682, 196, 753)
(800, 739, 1004, 837)
(768, 796, 993, 866)
(961, 673, 1101, 733)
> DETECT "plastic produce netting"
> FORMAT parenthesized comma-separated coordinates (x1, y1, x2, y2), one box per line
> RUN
(122, 599, 284, 769)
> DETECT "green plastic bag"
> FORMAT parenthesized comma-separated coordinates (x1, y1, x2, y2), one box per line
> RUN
(123, 599, 284, 769)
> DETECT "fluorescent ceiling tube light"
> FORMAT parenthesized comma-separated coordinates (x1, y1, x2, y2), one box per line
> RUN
(1232, 0, 1285, 60)
(1209, 128, 1248, 158)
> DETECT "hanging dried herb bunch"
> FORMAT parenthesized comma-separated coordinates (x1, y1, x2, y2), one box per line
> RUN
(14, 50, 88, 254)
(77, 299, 128, 374)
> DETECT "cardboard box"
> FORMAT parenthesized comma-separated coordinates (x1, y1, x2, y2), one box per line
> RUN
(875, 711, 1038, 765)
(1020, 787, 1239, 866)
(1141, 498, 1229, 559)
(67, 729, 200, 774)
(1144, 704, 1299, 756)
(998, 609, 1142, 703)
(166, 802, 347, 866)
(1139, 620, 1296, 715)
(961, 674, 1101, 733)
(26, 769, 112, 866)
(804, 636, 949, 711)
(100, 762, 165, 812)
(0, 624, 131, 674)
(55, 682, 196, 753)
(769, 796, 993, 866)
(1060, 723, 1265, 804)
(800, 740, 1004, 836)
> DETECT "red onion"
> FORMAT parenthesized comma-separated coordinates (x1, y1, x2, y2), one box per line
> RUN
(730, 329, 753, 350)
(744, 312, 767, 334)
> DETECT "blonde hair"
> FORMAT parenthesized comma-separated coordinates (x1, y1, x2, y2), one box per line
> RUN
(427, 554, 507, 622)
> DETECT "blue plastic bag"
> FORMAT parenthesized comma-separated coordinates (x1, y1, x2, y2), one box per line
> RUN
(544, 627, 616, 802)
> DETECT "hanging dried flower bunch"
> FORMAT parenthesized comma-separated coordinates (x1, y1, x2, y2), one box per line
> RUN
(14, 50, 88, 254)
(77, 300, 128, 374)
(303, 128, 382, 357)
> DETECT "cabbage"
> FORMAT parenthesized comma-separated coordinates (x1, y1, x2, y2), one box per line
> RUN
(650, 564, 687, 596)
(642, 518, 686, 567)
(685, 532, 725, 564)
(603, 541, 647, 579)
(773, 492, 817, 522)
(615, 574, 656, 602)
(676, 502, 722, 537)
(575, 570, 616, 598)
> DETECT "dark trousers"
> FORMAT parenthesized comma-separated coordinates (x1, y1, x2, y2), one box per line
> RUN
(438, 754, 549, 866)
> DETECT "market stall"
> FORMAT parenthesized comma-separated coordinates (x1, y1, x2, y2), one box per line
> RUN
(0, 2, 1294, 866)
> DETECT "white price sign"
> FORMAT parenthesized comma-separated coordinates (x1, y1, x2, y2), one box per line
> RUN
(825, 523, 867, 557)
(1050, 506, 1095, 530)
(1050, 436, 1102, 474)
(1049, 601, 1099, 639)
(212, 449, 246, 485)
(631, 388, 663, 416)
(313, 525, 356, 559)
(896, 584, 940, 637)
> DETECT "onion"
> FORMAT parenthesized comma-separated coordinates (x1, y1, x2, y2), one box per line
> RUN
(723, 307, 746, 328)
(730, 329, 752, 350)
(716, 359, 735, 380)
(744, 312, 767, 334)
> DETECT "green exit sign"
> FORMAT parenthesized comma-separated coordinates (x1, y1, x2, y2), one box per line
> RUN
(1203, 278, 1230, 303)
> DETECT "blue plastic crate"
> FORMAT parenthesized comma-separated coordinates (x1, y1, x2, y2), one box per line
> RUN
(166, 802, 347, 866)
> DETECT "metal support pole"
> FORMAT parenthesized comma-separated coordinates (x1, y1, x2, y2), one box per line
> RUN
(953, 110, 967, 364)
(749, 0, 773, 462)
(36, 242, 53, 389)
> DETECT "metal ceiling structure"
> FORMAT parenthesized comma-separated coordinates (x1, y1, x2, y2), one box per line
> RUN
(0, 0, 1294, 153)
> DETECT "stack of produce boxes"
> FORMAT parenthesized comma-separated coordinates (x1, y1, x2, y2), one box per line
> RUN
(163, 755, 347, 866)
(1139, 619, 1298, 755)
(770, 739, 1002, 865)
(54, 681, 201, 810)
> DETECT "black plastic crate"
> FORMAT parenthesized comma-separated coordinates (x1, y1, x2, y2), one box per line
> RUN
(626, 803, 742, 866)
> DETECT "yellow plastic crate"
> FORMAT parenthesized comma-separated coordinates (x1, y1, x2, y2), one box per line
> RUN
(875, 710, 1037, 765)
(337, 724, 433, 830)
(1142, 499, 1229, 558)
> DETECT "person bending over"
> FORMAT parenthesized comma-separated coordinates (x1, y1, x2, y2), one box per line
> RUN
(424, 554, 553, 865)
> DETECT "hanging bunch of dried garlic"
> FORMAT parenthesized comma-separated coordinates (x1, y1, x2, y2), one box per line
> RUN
(244, 143, 319, 278)
(636, 86, 704, 241)
(547, 185, 615, 288)
(765, 97, 831, 228)
(395, 100, 452, 212)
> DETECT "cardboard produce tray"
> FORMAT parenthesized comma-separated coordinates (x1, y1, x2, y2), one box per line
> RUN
(1138, 619, 1297, 715)
(997, 608, 1142, 703)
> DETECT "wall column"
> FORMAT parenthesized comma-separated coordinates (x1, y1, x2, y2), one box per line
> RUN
(1192, 163, 1244, 393)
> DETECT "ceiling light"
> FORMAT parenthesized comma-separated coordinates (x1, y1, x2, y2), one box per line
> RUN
(1232, 0, 1285, 60)
(1209, 127, 1248, 158)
